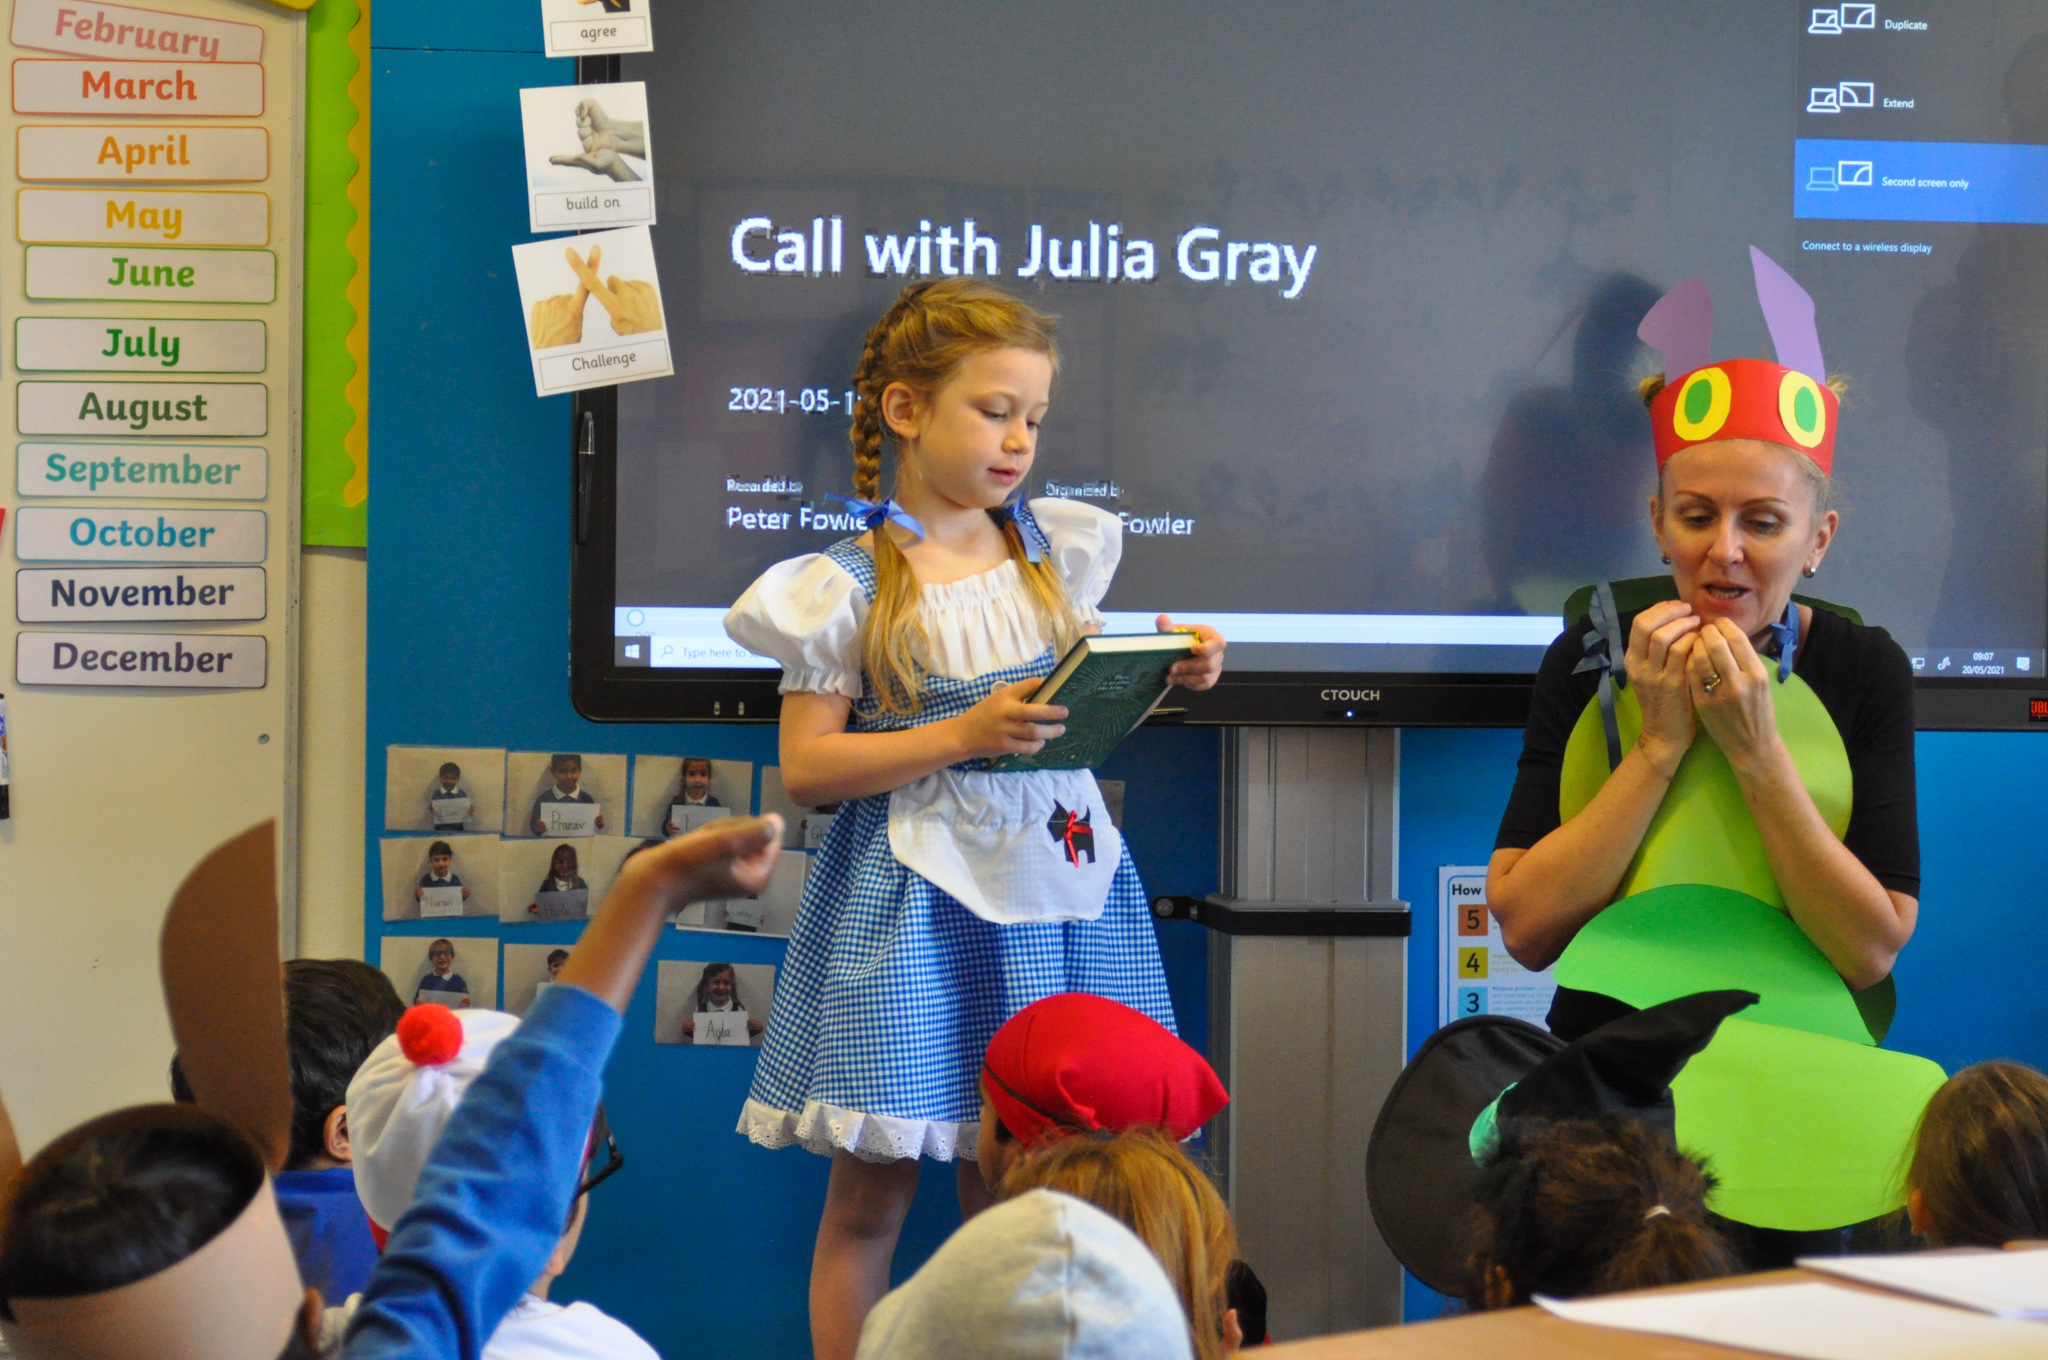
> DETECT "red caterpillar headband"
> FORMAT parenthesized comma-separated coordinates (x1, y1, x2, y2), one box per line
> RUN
(1640, 247, 1838, 475)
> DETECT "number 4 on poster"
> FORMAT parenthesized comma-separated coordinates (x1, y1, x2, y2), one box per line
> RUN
(1437, 866, 1557, 1030)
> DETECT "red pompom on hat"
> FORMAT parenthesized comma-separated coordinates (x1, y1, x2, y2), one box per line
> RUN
(981, 993, 1229, 1147)
(395, 1004, 463, 1066)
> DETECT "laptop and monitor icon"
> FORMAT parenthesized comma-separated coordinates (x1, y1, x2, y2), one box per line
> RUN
(1808, 4, 1877, 35)
(1806, 161, 1874, 191)
(1808, 81, 1876, 113)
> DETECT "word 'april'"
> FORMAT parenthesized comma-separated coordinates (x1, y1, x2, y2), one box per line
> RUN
(731, 215, 1318, 299)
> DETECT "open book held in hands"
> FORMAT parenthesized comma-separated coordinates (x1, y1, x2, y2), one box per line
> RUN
(989, 632, 1196, 772)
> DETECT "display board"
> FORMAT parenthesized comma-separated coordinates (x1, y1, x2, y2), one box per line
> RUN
(571, 0, 2048, 728)
(0, 0, 302, 1151)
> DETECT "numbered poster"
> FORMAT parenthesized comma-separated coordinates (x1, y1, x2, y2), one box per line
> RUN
(1438, 865, 1556, 1029)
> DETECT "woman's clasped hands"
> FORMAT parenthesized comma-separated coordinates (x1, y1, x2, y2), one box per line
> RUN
(1625, 600, 1782, 778)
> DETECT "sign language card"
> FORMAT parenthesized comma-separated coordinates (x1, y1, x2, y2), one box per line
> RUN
(511, 225, 672, 396)
(521, 83, 654, 233)
(539, 0, 652, 58)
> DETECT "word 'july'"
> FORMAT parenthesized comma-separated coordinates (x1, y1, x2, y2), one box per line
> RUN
(101, 326, 179, 366)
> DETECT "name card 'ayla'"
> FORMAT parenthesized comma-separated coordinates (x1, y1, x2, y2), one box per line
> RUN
(26, 245, 276, 301)
(16, 629, 266, 688)
(18, 566, 266, 622)
(12, 60, 264, 116)
(14, 506, 266, 562)
(10, 0, 263, 64)
(19, 188, 267, 245)
(17, 126, 268, 181)
(19, 380, 266, 436)
(17, 318, 266, 371)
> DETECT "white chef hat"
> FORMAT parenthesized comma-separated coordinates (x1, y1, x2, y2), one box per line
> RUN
(346, 1003, 521, 1236)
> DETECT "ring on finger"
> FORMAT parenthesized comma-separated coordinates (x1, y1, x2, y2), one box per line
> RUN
(1702, 671, 1723, 694)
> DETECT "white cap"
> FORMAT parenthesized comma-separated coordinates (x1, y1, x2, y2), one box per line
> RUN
(345, 1005, 520, 1230)
(856, 1189, 1194, 1360)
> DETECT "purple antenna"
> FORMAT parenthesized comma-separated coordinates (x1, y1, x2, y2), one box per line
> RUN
(1749, 246, 1826, 383)
(1637, 276, 1713, 379)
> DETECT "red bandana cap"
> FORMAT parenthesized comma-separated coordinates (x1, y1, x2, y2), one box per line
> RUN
(982, 993, 1229, 1147)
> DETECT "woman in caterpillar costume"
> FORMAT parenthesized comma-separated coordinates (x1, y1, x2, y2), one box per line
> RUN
(1476, 249, 1946, 1266)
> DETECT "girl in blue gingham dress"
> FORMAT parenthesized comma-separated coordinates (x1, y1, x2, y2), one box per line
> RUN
(721, 280, 1225, 1357)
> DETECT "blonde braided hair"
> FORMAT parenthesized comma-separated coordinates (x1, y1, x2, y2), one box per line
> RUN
(849, 279, 1079, 713)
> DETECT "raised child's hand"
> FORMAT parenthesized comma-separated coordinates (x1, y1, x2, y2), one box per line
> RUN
(955, 678, 1067, 759)
(617, 815, 782, 908)
(1158, 615, 1226, 691)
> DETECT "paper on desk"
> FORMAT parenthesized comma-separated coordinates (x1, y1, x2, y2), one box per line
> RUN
(1535, 1282, 2048, 1360)
(1799, 1249, 2048, 1320)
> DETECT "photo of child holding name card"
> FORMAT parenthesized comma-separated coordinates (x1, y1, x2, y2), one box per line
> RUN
(378, 834, 501, 921)
(673, 850, 809, 938)
(654, 960, 776, 1049)
(379, 935, 497, 1011)
(511, 224, 672, 396)
(759, 764, 840, 849)
(539, 0, 653, 58)
(501, 943, 573, 1017)
(629, 755, 753, 838)
(498, 833, 636, 924)
(381, 744, 506, 832)
(520, 82, 654, 233)
(505, 749, 626, 837)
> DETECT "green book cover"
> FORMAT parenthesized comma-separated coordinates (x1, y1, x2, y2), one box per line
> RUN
(989, 633, 1196, 772)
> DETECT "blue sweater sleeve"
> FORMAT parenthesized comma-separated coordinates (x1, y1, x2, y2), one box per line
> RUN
(341, 983, 622, 1360)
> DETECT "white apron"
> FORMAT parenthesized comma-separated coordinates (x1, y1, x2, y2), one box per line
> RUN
(888, 767, 1122, 925)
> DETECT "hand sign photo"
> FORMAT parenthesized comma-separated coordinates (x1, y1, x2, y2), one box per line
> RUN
(520, 82, 657, 231)
(511, 223, 673, 395)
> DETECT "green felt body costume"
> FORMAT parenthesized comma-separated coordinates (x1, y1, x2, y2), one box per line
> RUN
(1552, 580, 1945, 1231)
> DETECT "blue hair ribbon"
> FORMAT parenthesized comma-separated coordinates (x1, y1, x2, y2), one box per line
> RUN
(994, 490, 1049, 564)
(826, 493, 925, 543)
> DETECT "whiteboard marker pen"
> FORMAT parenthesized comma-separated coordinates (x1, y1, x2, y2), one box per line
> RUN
(0, 693, 10, 820)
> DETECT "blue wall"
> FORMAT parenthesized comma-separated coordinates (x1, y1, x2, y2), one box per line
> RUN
(371, 7, 2048, 1350)
(368, 12, 1216, 1357)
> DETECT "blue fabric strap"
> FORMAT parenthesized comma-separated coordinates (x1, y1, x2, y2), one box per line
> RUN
(992, 492, 1050, 563)
(1570, 581, 1628, 772)
(1763, 597, 1800, 682)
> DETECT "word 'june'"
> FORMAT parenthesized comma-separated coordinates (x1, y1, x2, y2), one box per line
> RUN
(731, 215, 1317, 299)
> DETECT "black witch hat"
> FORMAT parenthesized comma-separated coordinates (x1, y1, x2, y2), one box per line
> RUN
(1365, 989, 1757, 1295)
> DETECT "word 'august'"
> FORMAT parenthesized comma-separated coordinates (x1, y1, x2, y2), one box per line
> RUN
(731, 214, 1319, 299)
(75, 390, 208, 429)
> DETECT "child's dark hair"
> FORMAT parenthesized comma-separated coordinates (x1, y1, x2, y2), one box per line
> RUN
(0, 1105, 262, 1304)
(547, 948, 570, 967)
(692, 962, 739, 1011)
(1907, 1060, 2048, 1247)
(438, 761, 460, 779)
(681, 756, 713, 777)
(550, 753, 581, 772)
(1466, 1115, 1737, 1309)
(428, 840, 453, 859)
(283, 959, 405, 1171)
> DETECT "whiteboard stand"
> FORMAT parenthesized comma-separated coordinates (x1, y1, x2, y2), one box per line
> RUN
(1155, 727, 1409, 1338)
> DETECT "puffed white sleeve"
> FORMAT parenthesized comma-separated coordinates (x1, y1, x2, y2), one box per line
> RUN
(1028, 497, 1123, 627)
(723, 554, 869, 699)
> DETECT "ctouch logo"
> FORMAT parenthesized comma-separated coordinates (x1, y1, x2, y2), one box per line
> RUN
(1321, 689, 1382, 703)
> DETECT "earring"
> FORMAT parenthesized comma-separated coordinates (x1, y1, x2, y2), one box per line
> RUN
(1661, 554, 1672, 565)
(1802, 565, 1817, 578)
